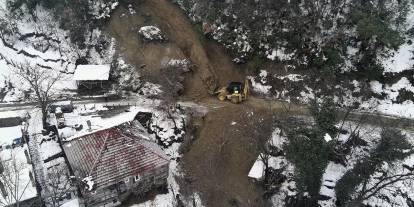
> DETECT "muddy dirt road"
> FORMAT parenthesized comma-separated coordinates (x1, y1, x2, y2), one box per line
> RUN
(106, 1, 284, 206)
(105, 1, 414, 207)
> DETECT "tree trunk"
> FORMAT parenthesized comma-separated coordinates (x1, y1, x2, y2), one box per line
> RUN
(41, 104, 48, 129)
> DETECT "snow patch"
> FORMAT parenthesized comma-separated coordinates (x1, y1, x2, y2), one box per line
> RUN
(139, 26, 165, 41)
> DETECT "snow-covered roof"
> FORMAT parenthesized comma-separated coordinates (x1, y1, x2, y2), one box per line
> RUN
(73, 65, 111, 81)
(51, 101, 72, 106)
(0, 125, 22, 145)
(0, 110, 26, 119)
(60, 199, 80, 207)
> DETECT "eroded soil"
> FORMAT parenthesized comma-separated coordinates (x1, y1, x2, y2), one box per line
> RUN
(105, 0, 305, 206)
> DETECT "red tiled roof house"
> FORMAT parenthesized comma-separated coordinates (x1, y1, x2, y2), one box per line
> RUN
(62, 127, 169, 206)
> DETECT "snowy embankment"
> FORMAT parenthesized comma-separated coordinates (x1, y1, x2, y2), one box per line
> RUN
(250, 68, 414, 119)
(318, 123, 414, 207)
(0, 4, 116, 103)
(258, 122, 414, 206)
(246, 3, 414, 119)
(382, 4, 414, 74)
(248, 128, 297, 205)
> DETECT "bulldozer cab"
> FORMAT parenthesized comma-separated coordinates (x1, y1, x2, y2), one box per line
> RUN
(226, 82, 243, 94)
(216, 80, 249, 103)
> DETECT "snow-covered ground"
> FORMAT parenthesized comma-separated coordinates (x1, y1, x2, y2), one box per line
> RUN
(0, 146, 38, 206)
(53, 99, 185, 147)
(249, 68, 414, 119)
(139, 26, 165, 41)
(249, 121, 414, 207)
(248, 128, 297, 205)
(60, 198, 80, 207)
(248, 70, 272, 95)
(0, 125, 23, 146)
(0, 4, 116, 103)
(382, 3, 414, 73)
(318, 162, 347, 207)
(130, 143, 203, 207)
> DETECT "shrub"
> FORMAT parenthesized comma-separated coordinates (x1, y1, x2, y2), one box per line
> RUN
(284, 130, 331, 198)
(309, 98, 338, 137)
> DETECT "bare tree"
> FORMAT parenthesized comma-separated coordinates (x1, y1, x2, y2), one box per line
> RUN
(157, 60, 189, 129)
(44, 163, 73, 207)
(349, 168, 414, 207)
(11, 63, 62, 128)
(0, 151, 35, 207)
(336, 127, 414, 207)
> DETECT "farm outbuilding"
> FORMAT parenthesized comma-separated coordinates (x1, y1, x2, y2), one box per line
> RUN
(62, 127, 169, 207)
(73, 65, 111, 91)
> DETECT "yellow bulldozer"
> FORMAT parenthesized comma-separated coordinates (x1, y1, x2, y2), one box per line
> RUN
(215, 80, 249, 104)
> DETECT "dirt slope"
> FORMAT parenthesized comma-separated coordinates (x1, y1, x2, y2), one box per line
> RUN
(104, 0, 315, 206)
(107, 0, 249, 100)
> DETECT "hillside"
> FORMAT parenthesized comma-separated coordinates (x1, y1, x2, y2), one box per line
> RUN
(1, 0, 414, 207)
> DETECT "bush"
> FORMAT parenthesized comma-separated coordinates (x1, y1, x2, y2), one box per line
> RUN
(309, 98, 338, 137)
(283, 98, 339, 200)
(284, 130, 331, 198)
(349, 0, 406, 50)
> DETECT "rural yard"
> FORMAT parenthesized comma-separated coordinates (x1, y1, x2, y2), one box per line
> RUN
(2, 0, 414, 207)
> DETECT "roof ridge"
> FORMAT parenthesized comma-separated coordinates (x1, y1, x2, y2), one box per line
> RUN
(87, 132, 110, 176)
(120, 132, 170, 162)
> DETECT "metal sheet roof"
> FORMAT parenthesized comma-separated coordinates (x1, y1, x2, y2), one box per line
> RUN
(63, 128, 169, 190)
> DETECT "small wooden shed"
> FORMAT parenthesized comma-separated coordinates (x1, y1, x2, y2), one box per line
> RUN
(73, 65, 111, 90)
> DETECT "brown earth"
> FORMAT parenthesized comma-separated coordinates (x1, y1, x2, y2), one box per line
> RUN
(106, 1, 414, 206)
(104, 1, 307, 207)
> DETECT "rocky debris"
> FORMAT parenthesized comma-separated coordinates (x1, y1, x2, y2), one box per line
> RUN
(138, 26, 165, 41)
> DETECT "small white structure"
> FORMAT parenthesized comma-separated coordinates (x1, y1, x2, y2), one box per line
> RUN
(73, 65, 111, 90)
(248, 156, 266, 181)
(0, 110, 26, 128)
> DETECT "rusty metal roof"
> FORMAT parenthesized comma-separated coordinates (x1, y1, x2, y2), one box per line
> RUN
(62, 127, 169, 190)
